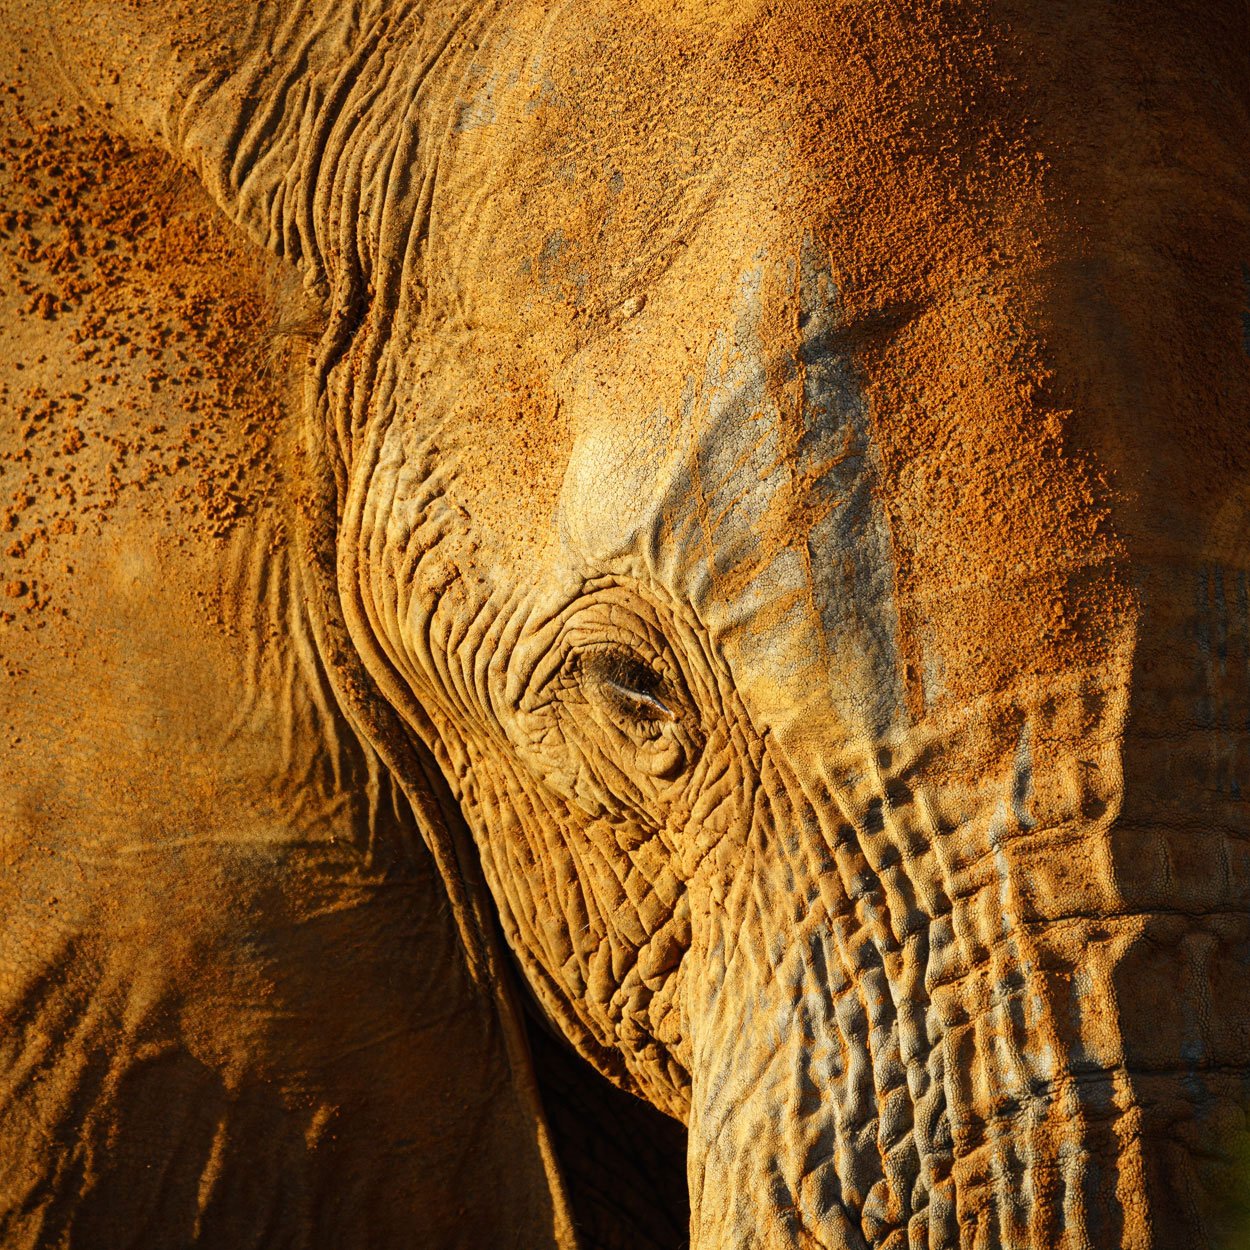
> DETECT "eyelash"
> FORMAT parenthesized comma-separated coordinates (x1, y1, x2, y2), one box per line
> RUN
(578, 647, 675, 724)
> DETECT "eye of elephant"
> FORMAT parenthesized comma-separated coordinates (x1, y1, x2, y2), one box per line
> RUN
(515, 613, 706, 804)
(580, 647, 675, 728)
(549, 641, 697, 788)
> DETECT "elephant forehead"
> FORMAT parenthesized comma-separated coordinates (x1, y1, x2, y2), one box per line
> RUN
(428, 0, 1013, 313)
(407, 0, 1248, 736)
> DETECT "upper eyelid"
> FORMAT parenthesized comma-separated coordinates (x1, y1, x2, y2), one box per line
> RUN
(567, 640, 663, 681)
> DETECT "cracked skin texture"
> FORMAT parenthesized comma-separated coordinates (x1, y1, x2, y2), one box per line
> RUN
(3, 0, 1250, 1248)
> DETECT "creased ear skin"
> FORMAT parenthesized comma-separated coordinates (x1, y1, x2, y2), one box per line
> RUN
(45, 0, 377, 280)
(33, 3, 580, 1244)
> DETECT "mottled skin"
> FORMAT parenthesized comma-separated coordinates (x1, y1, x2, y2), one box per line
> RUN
(2, 1, 1250, 1248)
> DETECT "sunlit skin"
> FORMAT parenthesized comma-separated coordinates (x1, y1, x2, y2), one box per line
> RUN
(3, 1, 1250, 1246)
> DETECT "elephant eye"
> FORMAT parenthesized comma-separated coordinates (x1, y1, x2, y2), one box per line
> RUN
(538, 634, 701, 792)
(580, 648, 675, 726)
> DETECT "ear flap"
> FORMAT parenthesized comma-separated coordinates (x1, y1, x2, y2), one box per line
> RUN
(40, 3, 580, 1234)
(294, 450, 580, 1248)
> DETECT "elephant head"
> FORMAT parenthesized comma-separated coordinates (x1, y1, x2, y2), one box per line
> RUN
(47, 0, 1250, 1245)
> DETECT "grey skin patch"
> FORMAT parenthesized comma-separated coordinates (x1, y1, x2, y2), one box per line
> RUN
(538, 229, 566, 278)
(454, 68, 499, 131)
(794, 233, 904, 739)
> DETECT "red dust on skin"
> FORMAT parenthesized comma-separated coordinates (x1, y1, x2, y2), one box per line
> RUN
(3, 1, 1250, 1248)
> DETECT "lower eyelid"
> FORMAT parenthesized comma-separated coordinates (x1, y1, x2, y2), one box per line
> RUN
(599, 680, 676, 723)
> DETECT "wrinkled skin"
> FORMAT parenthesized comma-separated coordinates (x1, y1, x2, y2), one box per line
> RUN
(3, 0, 1250, 1247)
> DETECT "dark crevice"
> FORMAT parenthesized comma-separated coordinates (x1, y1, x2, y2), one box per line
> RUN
(526, 1017, 690, 1250)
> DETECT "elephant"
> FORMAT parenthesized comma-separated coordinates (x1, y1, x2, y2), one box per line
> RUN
(2, 0, 1250, 1246)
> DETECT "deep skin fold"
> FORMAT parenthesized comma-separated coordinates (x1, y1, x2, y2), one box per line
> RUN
(7, 0, 1250, 1246)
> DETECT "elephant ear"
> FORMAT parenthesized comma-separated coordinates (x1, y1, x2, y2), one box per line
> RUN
(33, 0, 582, 1240)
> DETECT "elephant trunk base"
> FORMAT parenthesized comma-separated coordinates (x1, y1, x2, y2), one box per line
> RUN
(681, 797, 1250, 1249)
(688, 1057, 1250, 1249)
